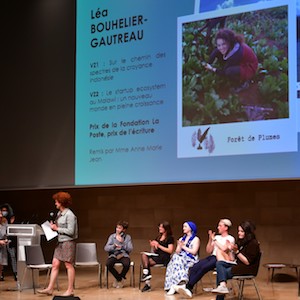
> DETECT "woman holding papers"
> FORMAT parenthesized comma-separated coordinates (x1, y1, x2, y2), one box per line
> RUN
(140, 221, 174, 292)
(38, 191, 78, 297)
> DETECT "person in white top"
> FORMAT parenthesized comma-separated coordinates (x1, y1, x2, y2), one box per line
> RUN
(175, 218, 235, 298)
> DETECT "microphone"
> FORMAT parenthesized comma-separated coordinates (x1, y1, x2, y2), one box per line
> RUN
(27, 213, 38, 224)
(49, 212, 56, 222)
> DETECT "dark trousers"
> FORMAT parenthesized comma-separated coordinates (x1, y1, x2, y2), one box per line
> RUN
(106, 256, 130, 281)
(187, 255, 217, 290)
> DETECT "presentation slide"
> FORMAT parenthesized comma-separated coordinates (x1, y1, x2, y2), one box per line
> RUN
(75, 0, 298, 186)
(178, 1, 296, 158)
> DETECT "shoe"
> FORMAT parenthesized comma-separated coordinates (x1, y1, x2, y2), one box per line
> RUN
(173, 283, 185, 293)
(141, 284, 151, 292)
(177, 286, 193, 298)
(141, 273, 152, 281)
(37, 289, 53, 295)
(113, 279, 118, 288)
(116, 280, 123, 288)
(62, 292, 74, 297)
(211, 285, 229, 294)
(166, 286, 176, 295)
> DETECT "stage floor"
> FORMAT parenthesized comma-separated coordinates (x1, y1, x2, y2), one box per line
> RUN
(0, 269, 299, 300)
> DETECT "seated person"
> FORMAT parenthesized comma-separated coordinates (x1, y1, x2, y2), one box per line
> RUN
(140, 221, 174, 292)
(175, 218, 235, 298)
(164, 221, 200, 295)
(104, 220, 133, 288)
(212, 220, 260, 298)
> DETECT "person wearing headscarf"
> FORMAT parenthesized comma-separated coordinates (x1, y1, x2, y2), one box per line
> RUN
(164, 221, 200, 295)
(175, 218, 235, 298)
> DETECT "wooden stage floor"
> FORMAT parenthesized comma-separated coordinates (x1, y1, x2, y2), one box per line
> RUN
(0, 269, 299, 300)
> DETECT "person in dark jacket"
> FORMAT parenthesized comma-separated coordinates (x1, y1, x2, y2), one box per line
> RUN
(205, 28, 258, 93)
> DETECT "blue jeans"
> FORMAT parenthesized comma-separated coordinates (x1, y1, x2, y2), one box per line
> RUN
(216, 260, 233, 284)
(215, 260, 234, 300)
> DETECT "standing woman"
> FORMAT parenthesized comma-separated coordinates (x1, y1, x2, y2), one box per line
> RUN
(140, 221, 174, 292)
(0, 210, 9, 281)
(164, 221, 200, 295)
(38, 192, 78, 297)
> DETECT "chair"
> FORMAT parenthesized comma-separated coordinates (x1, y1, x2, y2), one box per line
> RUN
(138, 263, 166, 290)
(231, 252, 262, 300)
(74, 243, 102, 288)
(20, 245, 55, 294)
(105, 261, 135, 288)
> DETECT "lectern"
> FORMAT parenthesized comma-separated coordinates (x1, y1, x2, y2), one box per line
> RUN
(7, 224, 44, 289)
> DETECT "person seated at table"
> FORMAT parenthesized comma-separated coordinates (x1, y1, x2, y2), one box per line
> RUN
(212, 220, 260, 298)
(140, 221, 174, 292)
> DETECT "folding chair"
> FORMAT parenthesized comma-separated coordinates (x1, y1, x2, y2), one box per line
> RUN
(74, 243, 102, 288)
(20, 245, 55, 294)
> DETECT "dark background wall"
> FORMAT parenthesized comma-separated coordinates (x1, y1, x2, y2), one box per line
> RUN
(1, 0, 299, 281)
(1, 180, 300, 280)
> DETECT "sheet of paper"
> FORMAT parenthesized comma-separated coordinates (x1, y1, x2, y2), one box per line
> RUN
(140, 251, 159, 256)
(41, 221, 58, 241)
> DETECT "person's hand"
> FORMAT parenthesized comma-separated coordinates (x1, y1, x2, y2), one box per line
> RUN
(0, 240, 8, 246)
(205, 63, 216, 72)
(177, 239, 184, 249)
(208, 230, 215, 240)
(116, 233, 124, 243)
(150, 240, 159, 249)
(50, 222, 58, 231)
(232, 244, 238, 252)
(114, 243, 122, 249)
(226, 240, 233, 250)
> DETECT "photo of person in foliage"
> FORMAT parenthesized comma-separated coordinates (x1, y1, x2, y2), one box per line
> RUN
(181, 6, 289, 126)
(205, 28, 258, 93)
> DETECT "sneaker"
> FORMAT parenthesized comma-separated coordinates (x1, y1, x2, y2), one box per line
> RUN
(177, 286, 193, 298)
(116, 280, 124, 288)
(173, 283, 185, 293)
(141, 284, 151, 292)
(141, 273, 152, 281)
(112, 279, 118, 288)
(211, 285, 229, 294)
(166, 286, 176, 295)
